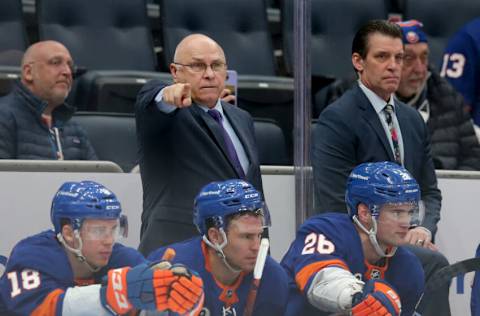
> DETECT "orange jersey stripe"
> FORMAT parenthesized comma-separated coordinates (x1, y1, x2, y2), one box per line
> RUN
(295, 259, 349, 292)
(31, 288, 64, 316)
(201, 240, 245, 307)
(363, 258, 389, 281)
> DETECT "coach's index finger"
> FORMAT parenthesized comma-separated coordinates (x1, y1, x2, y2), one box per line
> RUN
(181, 83, 192, 107)
(163, 83, 192, 108)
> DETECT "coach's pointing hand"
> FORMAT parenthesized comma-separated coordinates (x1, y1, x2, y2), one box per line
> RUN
(163, 83, 192, 108)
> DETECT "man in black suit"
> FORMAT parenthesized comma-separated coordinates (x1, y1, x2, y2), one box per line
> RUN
(135, 34, 262, 256)
(312, 20, 449, 315)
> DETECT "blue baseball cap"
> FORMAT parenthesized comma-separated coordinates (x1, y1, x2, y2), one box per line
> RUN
(396, 20, 428, 44)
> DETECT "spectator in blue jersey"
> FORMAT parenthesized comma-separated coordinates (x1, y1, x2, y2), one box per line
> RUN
(148, 179, 288, 316)
(0, 180, 203, 316)
(282, 161, 424, 316)
(0, 41, 96, 160)
(442, 17, 480, 137)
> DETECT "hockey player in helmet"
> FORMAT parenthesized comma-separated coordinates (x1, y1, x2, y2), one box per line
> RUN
(281, 162, 425, 316)
(148, 179, 288, 316)
(0, 180, 204, 316)
(345, 161, 422, 258)
(50, 181, 129, 272)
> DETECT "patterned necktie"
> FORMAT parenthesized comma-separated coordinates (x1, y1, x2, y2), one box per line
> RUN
(207, 109, 246, 179)
(383, 104, 402, 164)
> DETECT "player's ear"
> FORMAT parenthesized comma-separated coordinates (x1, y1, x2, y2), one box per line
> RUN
(357, 203, 373, 226)
(61, 224, 75, 245)
(207, 227, 223, 244)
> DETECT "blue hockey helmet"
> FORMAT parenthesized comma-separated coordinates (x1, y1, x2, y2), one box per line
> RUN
(50, 181, 126, 235)
(345, 162, 420, 218)
(193, 179, 270, 236)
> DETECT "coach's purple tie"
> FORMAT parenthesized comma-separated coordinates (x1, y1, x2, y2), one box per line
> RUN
(208, 109, 246, 179)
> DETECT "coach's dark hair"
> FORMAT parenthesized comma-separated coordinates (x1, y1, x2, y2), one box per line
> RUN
(352, 20, 403, 58)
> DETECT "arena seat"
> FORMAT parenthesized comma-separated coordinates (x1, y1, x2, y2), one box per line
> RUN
(73, 113, 289, 170)
(401, 0, 480, 66)
(0, 0, 28, 96)
(253, 118, 289, 165)
(282, 0, 388, 88)
(0, 0, 27, 65)
(71, 112, 138, 172)
(160, 0, 277, 76)
(36, 0, 167, 112)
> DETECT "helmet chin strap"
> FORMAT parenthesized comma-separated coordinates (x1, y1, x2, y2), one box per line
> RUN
(202, 228, 242, 274)
(57, 230, 101, 273)
(353, 215, 397, 258)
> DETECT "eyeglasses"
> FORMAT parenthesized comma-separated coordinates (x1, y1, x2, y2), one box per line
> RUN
(403, 53, 429, 67)
(173, 61, 227, 73)
(29, 56, 77, 75)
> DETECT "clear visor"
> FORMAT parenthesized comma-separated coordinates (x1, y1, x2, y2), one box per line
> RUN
(235, 202, 272, 228)
(253, 202, 272, 228)
(81, 215, 128, 241)
(375, 201, 421, 226)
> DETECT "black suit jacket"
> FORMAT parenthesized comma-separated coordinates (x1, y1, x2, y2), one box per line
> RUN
(135, 79, 263, 253)
(312, 84, 442, 236)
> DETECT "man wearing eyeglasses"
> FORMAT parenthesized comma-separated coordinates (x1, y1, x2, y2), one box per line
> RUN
(0, 40, 96, 160)
(0, 180, 204, 315)
(135, 34, 263, 256)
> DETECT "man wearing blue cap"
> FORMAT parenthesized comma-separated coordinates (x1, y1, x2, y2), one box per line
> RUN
(396, 20, 480, 171)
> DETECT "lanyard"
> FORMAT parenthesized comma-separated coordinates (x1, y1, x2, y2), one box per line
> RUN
(48, 127, 64, 160)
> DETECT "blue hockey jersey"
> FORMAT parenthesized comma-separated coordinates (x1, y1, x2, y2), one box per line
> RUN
(441, 18, 480, 125)
(281, 213, 424, 316)
(148, 236, 288, 316)
(471, 243, 480, 316)
(0, 230, 146, 316)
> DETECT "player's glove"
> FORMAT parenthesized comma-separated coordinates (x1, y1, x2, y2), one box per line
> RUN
(167, 264, 204, 315)
(351, 279, 401, 316)
(100, 263, 179, 315)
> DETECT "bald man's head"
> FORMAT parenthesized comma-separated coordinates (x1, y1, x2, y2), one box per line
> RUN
(170, 34, 227, 108)
(173, 34, 226, 64)
(21, 41, 74, 109)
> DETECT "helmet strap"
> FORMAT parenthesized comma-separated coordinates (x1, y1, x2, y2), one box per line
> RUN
(202, 228, 242, 274)
(57, 230, 101, 273)
(353, 215, 397, 258)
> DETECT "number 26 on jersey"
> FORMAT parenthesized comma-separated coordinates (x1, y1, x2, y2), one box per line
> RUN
(301, 233, 335, 255)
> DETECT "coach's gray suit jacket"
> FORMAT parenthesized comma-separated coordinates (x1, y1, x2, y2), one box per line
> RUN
(135, 79, 262, 255)
(312, 83, 442, 236)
